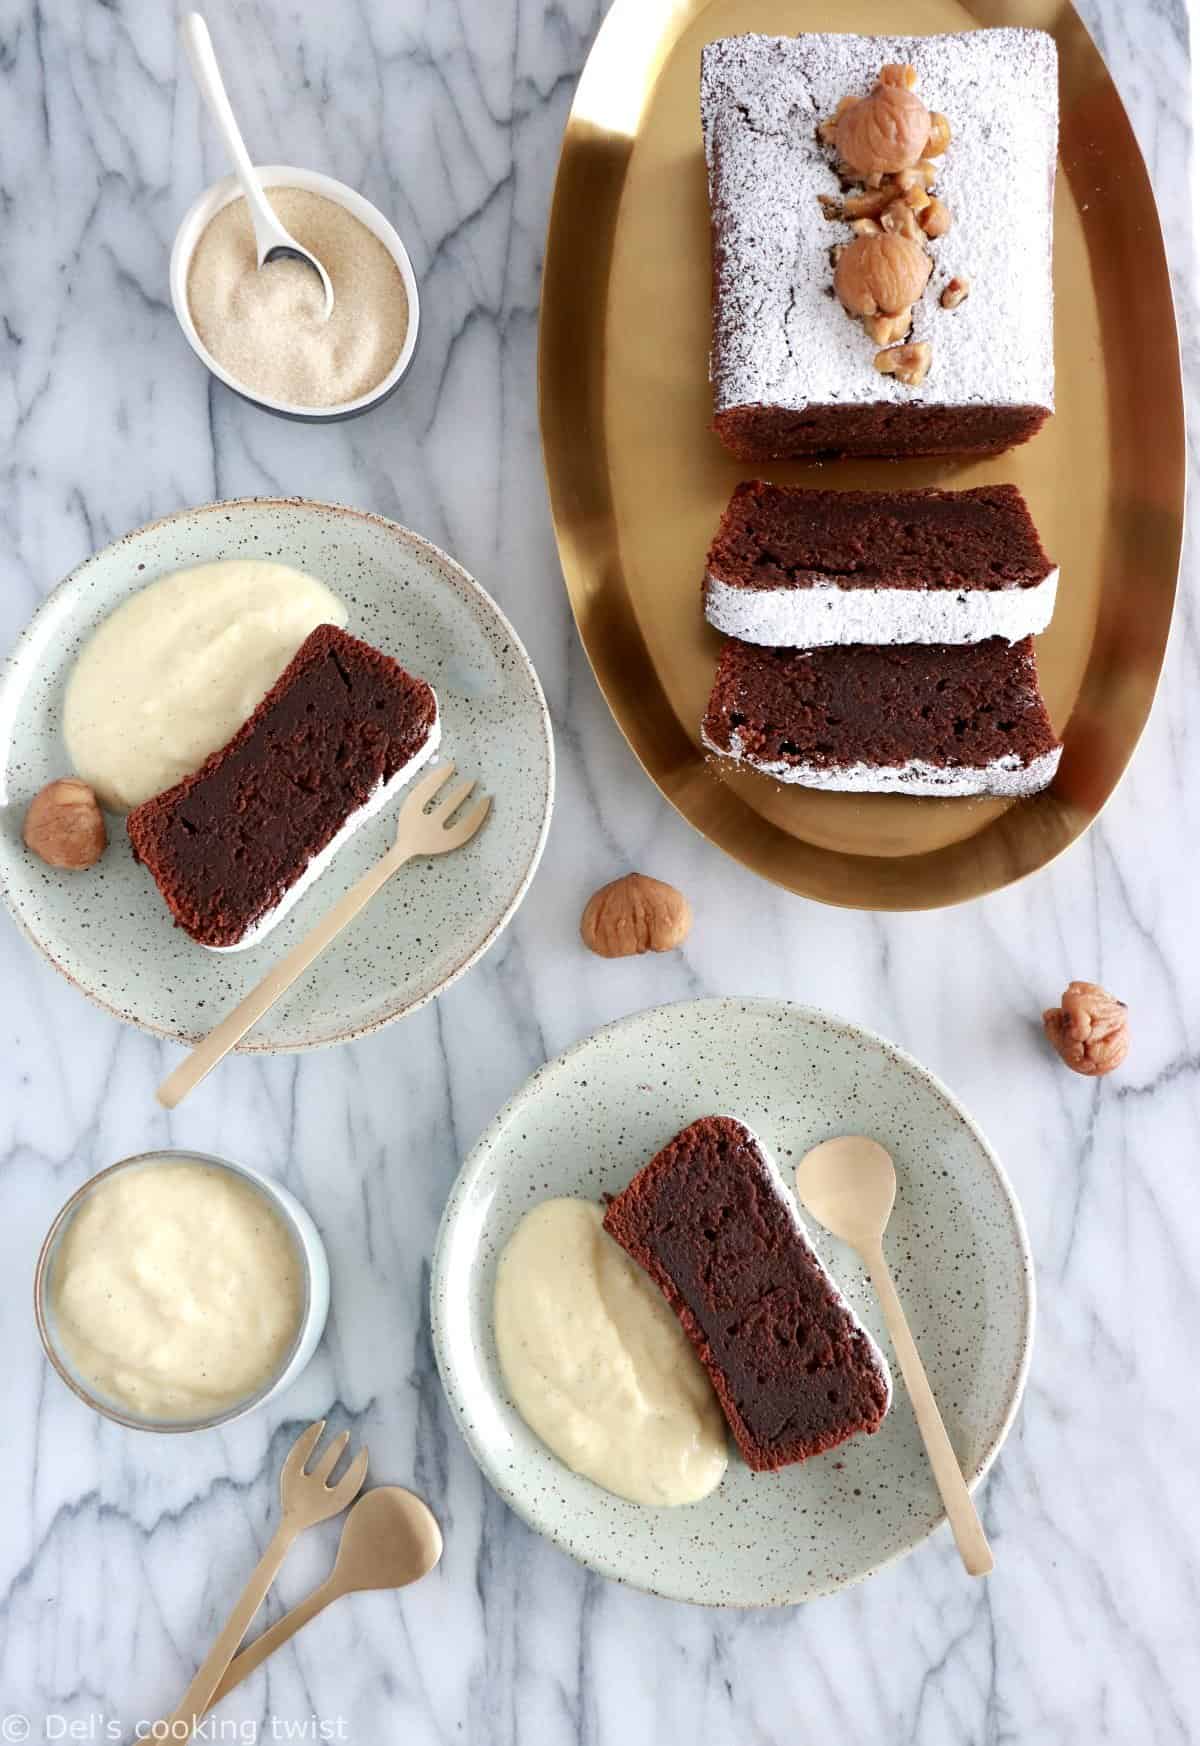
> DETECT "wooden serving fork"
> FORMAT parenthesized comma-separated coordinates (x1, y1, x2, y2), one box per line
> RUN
(163, 1421, 369, 1739)
(157, 762, 490, 1107)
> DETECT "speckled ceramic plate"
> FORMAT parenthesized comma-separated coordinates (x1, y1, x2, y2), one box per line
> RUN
(0, 499, 553, 1050)
(432, 997, 1033, 1605)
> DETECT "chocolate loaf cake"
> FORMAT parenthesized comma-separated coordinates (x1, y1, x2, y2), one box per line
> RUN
(705, 482, 1058, 647)
(702, 31, 1057, 459)
(603, 1117, 891, 1471)
(701, 637, 1061, 797)
(128, 624, 440, 949)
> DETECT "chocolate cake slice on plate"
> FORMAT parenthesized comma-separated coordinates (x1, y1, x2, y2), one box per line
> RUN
(701, 637, 1061, 798)
(128, 623, 440, 950)
(704, 482, 1058, 648)
(603, 1116, 892, 1471)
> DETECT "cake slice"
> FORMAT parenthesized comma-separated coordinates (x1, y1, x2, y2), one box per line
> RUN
(603, 1116, 891, 1471)
(705, 482, 1058, 647)
(128, 624, 440, 950)
(703, 31, 1057, 459)
(702, 637, 1061, 797)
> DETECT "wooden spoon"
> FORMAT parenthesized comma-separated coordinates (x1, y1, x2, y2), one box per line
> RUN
(208, 1486, 442, 1709)
(795, 1136, 994, 1578)
(162, 1421, 368, 1738)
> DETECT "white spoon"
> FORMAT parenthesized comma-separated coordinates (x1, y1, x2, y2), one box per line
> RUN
(182, 13, 334, 320)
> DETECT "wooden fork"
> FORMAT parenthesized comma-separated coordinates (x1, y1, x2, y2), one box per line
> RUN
(157, 762, 490, 1107)
(162, 1420, 368, 1739)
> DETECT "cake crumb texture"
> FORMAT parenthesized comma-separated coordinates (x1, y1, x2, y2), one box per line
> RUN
(701, 637, 1061, 797)
(603, 1115, 891, 1471)
(127, 624, 438, 948)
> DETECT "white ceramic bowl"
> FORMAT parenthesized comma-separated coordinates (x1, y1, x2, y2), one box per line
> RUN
(35, 1148, 331, 1432)
(169, 164, 420, 422)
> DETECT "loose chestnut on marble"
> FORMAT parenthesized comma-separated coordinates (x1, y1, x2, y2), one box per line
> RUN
(1043, 981, 1129, 1077)
(23, 778, 107, 870)
(580, 873, 692, 958)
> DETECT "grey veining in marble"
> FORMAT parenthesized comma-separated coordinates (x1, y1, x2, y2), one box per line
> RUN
(0, 0, 1197, 1741)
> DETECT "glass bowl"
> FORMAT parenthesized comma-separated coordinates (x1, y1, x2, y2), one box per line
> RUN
(34, 1148, 330, 1432)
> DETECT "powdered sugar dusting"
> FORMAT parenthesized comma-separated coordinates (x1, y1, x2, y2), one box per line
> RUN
(701, 30, 1057, 414)
(702, 722, 1062, 798)
(704, 568, 1059, 647)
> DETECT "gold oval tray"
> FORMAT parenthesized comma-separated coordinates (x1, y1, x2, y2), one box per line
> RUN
(539, 0, 1184, 910)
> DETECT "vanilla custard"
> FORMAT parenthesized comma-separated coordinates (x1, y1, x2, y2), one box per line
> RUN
(63, 559, 347, 812)
(494, 1199, 728, 1507)
(49, 1158, 305, 1422)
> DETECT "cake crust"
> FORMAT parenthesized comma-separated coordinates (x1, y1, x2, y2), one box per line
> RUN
(603, 1116, 892, 1472)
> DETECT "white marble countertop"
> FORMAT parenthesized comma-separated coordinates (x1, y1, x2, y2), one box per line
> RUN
(1, 1, 1196, 1741)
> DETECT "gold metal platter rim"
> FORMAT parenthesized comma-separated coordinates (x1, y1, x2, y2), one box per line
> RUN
(538, 0, 1185, 911)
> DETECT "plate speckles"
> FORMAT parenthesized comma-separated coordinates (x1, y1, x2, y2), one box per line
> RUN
(431, 997, 1033, 1606)
(0, 498, 554, 1050)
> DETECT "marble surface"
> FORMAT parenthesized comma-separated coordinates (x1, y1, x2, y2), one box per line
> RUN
(0, 0, 1195, 1741)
